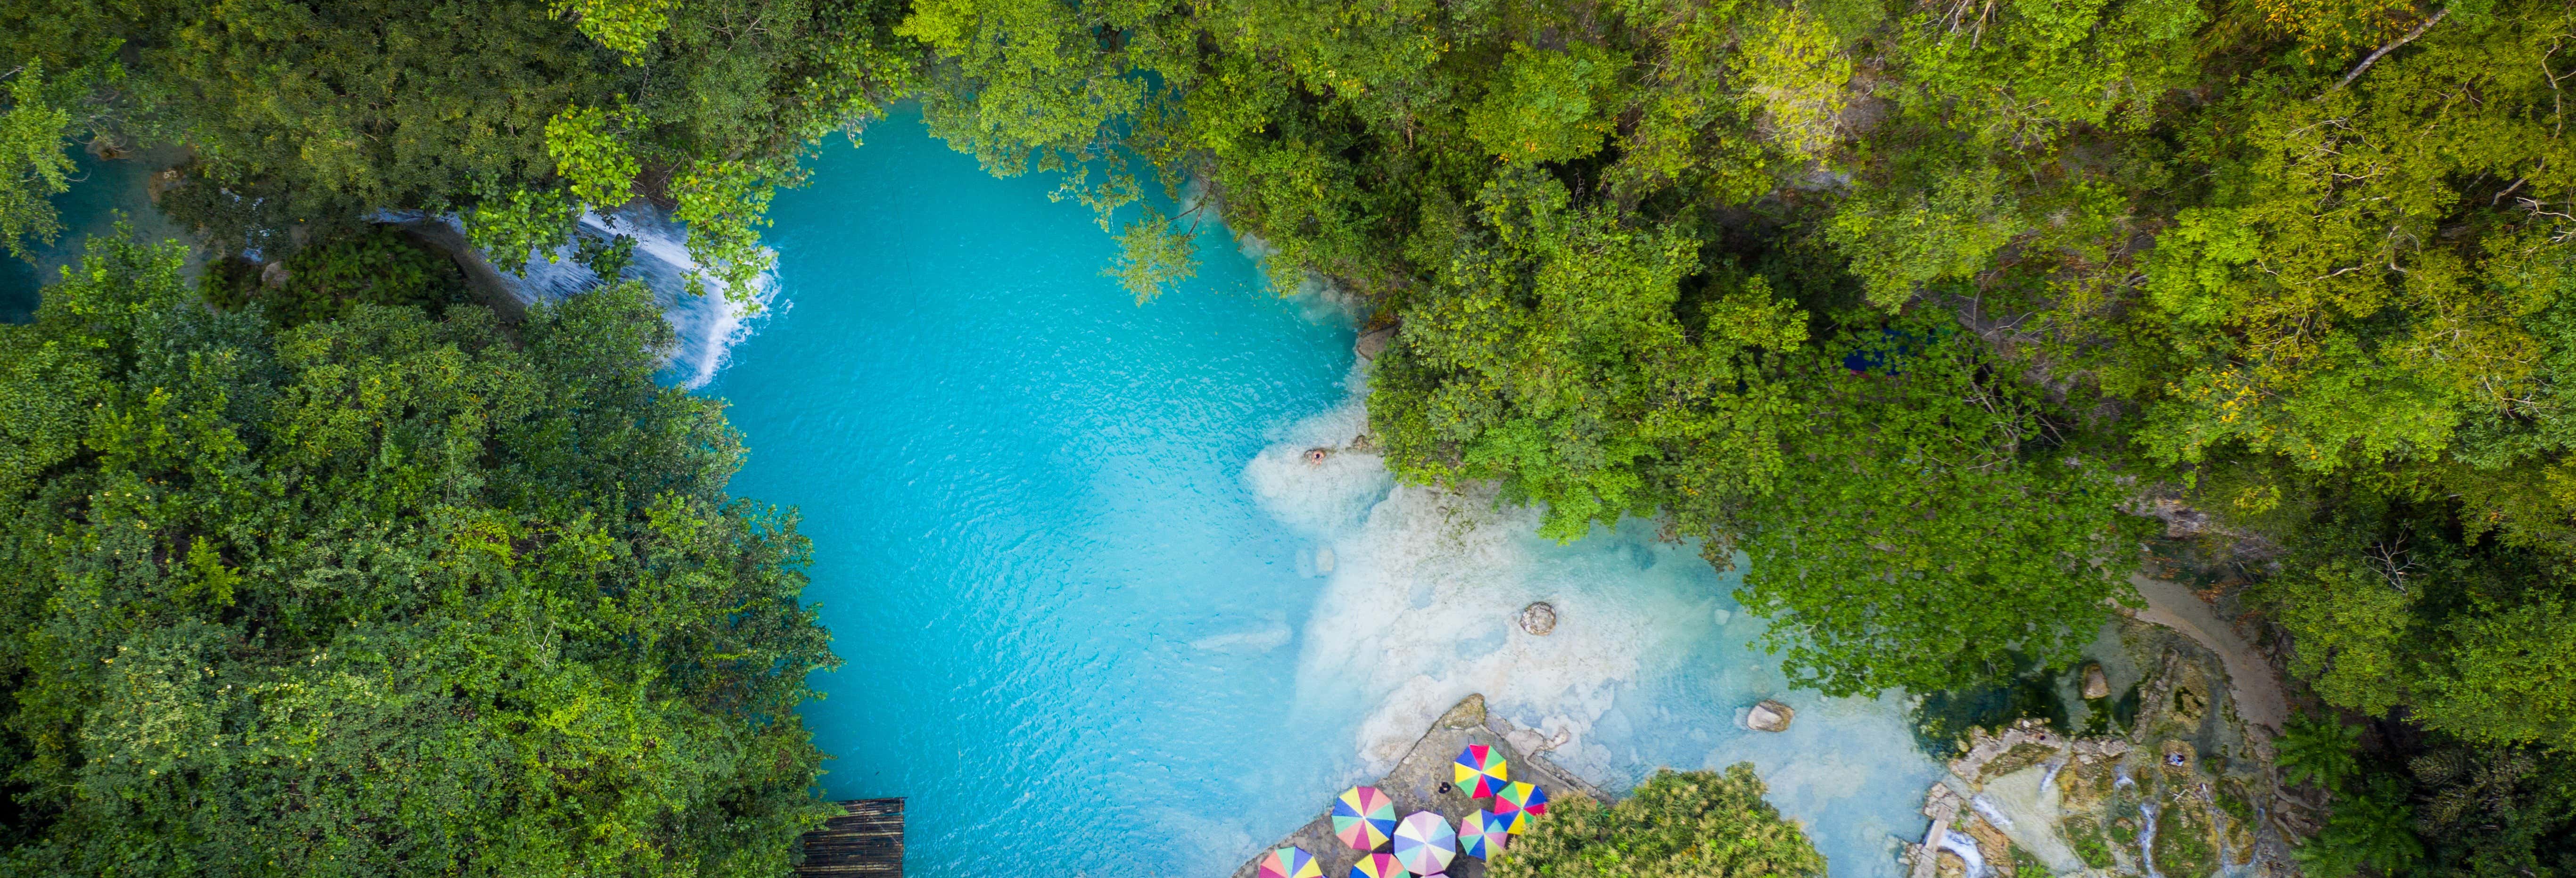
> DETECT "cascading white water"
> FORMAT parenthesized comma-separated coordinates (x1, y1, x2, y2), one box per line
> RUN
(1938, 826, 1992, 878)
(2140, 803, 2164, 878)
(1971, 794, 2016, 829)
(1239, 365, 1946, 878)
(408, 206, 775, 388)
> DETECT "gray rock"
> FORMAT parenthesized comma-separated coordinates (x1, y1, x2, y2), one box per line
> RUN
(1519, 601, 1557, 636)
(2081, 663, 2111, 700)
(1355, 326, 1396, 360)
(1232, 694, 1601, 878)
(260, 261, 292, 289)
(1748, 699, 1795, 732)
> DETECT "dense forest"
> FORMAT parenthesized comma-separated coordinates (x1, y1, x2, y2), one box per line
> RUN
(1, 0, 2572, 874)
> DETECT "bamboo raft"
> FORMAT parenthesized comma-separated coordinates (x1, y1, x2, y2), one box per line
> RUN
(797, 798, 904, 877)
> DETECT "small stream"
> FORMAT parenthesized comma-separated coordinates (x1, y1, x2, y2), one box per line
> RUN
(2140, 803, 2164, 878)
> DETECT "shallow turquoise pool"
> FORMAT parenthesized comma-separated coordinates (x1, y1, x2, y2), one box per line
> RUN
(714, 114, 1946, 877)
(19, 115, 1948, 877)
(1, 150, 190, 322)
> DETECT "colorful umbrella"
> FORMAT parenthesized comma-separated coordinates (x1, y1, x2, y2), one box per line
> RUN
(1349, 852, 1410, 878)
(1392, 811, 1457, 875)
(1458, 809, 1511, 859)
(1257, 846, 1324, 878)
(1333, 786, 1399, 850)
(1494, 780, 1550, 833)
(1452, 744, 1509, 798)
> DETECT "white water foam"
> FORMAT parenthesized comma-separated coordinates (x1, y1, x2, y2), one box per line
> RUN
(1243, 377, 1651, 770)
(1241, 367, 1944, 878)
(1939, 826, 1992, 878)
(404, 206, 775, 388)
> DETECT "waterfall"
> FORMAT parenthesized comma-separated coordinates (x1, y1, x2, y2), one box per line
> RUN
(398, 205, 776, 389)
(2139, 803, 2163, 878)
(1936, 826, 1991, 878)
(1968, 794, 2016, 830)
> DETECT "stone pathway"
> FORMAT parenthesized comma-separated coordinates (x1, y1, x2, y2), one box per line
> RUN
(1232, 695, 1602, 878)
(2127, 574, 2287, 733)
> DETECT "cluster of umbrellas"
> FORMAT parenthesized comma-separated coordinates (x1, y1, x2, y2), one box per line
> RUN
(1255, 744, 1553, 878)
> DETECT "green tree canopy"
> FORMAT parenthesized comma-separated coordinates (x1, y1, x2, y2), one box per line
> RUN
(1492, 765, 1826, 878)
(0, 0, 914, 298)
(0, 234, 836, 874)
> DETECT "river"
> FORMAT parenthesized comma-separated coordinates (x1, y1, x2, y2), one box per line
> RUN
(14, 113, 1947, 878)
(718, 114, 1946, 877)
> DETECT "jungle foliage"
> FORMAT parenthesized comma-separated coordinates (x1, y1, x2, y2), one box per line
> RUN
(0, 235, 837, 874)
(2274, 718, 2576, 878)
(0, 0, 915, 297)
(1490, 765, 1827, 878)
(897, 0, 2576, 866)
(2, 0, 2574, 870)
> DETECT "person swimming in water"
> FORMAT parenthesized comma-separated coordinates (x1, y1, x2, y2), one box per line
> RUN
(1304, 448, 1329, 465)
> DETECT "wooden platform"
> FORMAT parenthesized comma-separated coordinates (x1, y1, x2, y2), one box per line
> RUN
(797, 798, 903, 877)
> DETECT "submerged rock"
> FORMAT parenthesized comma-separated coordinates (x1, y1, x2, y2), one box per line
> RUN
(1748, 699, 1795, 732)
(2083, 663, 2111, 699)
(1519, 601, 1557, 636)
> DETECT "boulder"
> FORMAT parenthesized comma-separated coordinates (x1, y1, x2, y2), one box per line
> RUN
(1354, 326, 1396, 360)
(1748, 699, 1795, 733)
(1519, 601, 1557, 636)
(2082, 663, 2111, 700)
(260, 261, 292, 289)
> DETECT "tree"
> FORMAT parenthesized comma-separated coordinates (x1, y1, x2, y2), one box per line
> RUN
(1371, 170, 1806, 542)
(1, 0, 914, 298)
(1737, 321, 2139, 695)
(0, 233, 838, 875)
(0, 59, 76, 258)
(2296, 776, 2426, 878)
(1491, 765, 1826, 878)
(2279, 719, 2364, 792)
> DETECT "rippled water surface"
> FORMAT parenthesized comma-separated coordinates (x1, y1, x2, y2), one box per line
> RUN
(23, 115, 1947, 878)
(717, 114, 1948, 878)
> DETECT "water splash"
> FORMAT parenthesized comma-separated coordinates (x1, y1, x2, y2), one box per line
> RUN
(1937, 825, 1991, 878)
(1970, 794, 2016, 829)
(2139, 803, 2164, 878)
(399, 206, 775, 388)
(1240, 370, 1946, 878)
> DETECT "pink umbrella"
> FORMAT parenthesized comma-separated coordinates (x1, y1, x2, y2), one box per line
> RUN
(1392, 811, 1456, 874)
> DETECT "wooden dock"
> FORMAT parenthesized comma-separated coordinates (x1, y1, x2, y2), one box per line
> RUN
(797, 798, 903, 877)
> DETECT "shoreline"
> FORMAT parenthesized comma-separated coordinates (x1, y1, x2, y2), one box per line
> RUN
(1231, 694, 1606, 878)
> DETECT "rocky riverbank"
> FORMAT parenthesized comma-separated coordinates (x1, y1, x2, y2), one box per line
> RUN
(1232, 695, 1608, 878)
(1903, 617, 2305, 878)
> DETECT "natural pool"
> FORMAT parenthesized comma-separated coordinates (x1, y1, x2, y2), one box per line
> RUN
(712, 115, 1947, 878)
(13, 114, 1948, 878)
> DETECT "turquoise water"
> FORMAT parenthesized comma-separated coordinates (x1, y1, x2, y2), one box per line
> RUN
(21, 115, 1948, 877)
(0, 150, 190, 322)
(717, 114, 1947, 878)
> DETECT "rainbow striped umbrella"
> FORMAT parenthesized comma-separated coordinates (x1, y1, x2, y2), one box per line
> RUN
(1458, 809, 1510, 858)
(1452, 744, 1509, 798)
(1257, 846, 1324, 878)
(1333, 786, 1398, 850)
(1392, 811, 1456, 875)
(1349, 851, 1410, 878)
(1494, 781, 1549, 833)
